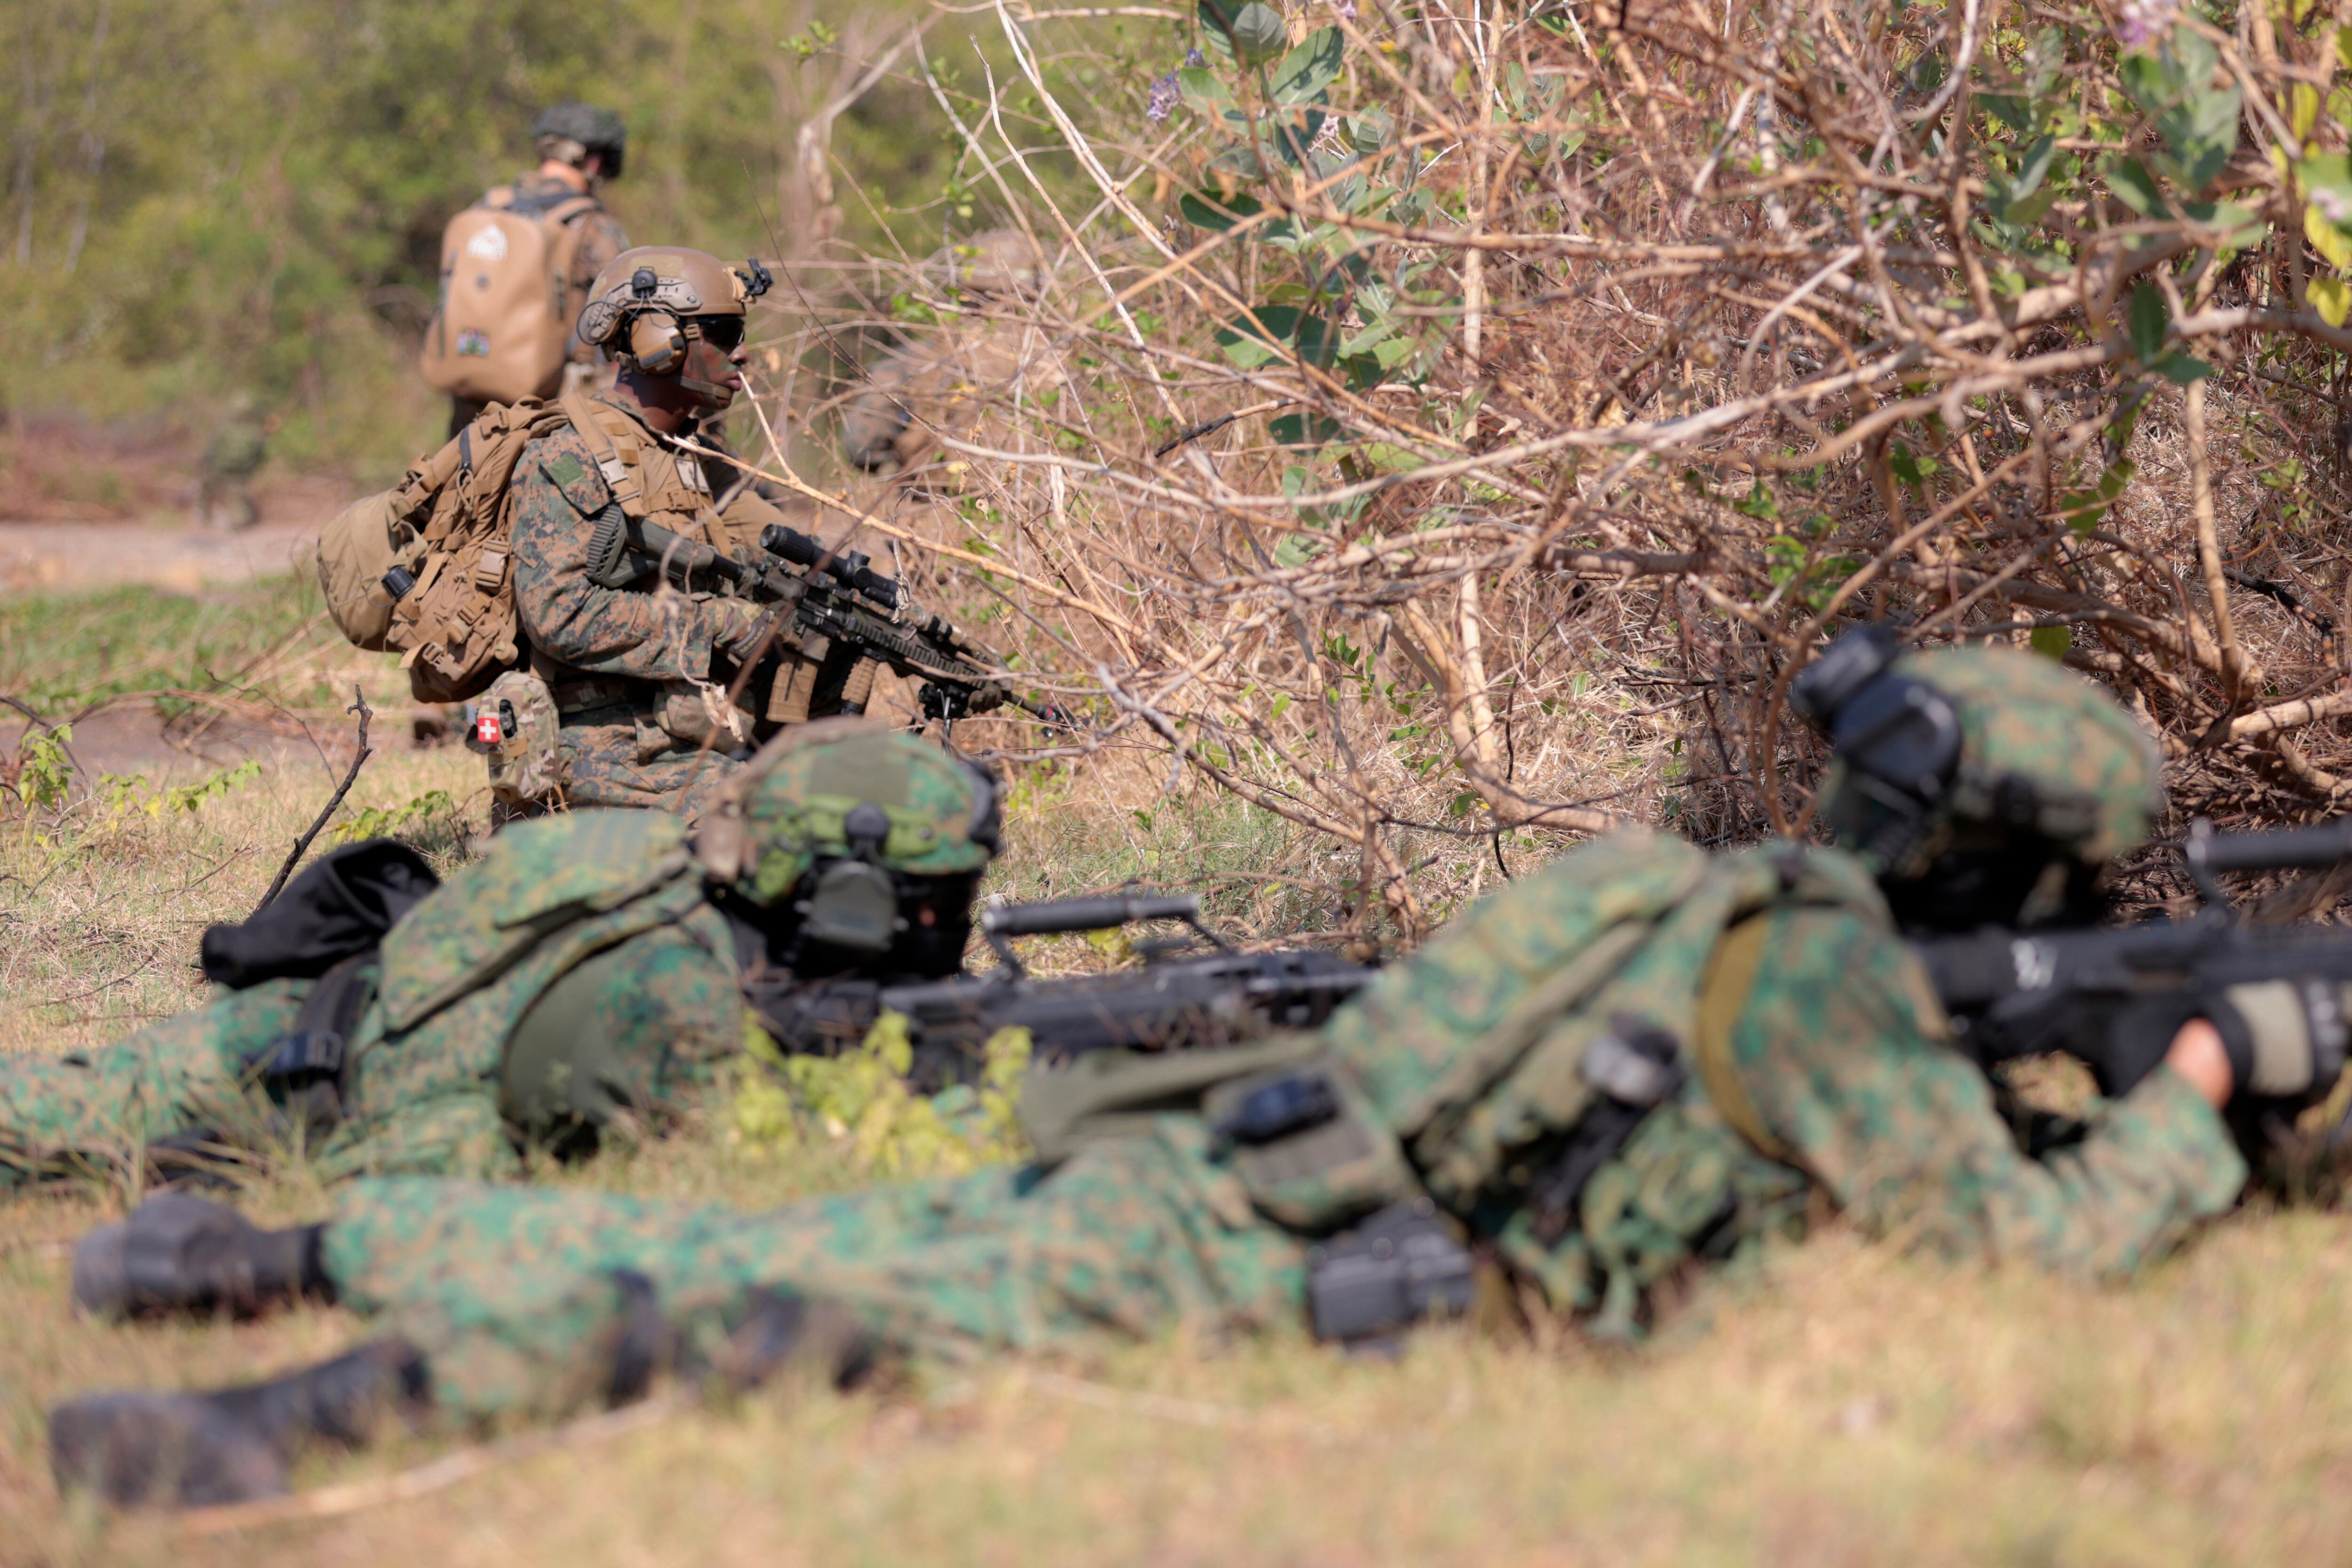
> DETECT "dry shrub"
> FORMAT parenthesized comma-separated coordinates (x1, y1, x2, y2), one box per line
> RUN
(721, 0, 2352, 935)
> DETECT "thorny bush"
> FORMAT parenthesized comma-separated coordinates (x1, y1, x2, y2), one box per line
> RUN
(731, 0, 2352, 936)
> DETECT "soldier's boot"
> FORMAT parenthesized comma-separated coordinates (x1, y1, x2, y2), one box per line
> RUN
(706, 1286, 879, 1397)
(50, 1337, 430, 1508)
(70, 1192, 327, 1320)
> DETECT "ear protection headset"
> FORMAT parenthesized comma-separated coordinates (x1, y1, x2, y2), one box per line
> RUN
(1790, 627, 1965, 868)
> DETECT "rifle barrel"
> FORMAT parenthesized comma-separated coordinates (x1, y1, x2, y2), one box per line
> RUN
(982, 893, 1201, 937)
(2193, 818, 2352, 874)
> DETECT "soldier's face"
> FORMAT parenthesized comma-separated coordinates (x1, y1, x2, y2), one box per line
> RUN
(684, 317, 748, 408)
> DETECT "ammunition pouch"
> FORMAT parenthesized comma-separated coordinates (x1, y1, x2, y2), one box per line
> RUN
(1523, 1017, 1689, 1246)
(1305, 1197, 1477, 1345)
(1202, 1060, 1420, 1234)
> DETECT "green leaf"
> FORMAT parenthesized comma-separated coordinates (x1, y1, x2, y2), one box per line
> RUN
(1270, 411, 1341, 448)
(2311, 276, 2352, 329)
(2126, 282, 2170, 363)
(1269, 26, 1344, 106)
(2028, 625, 2072, 660)
(1351, 110, 1394, 155)
(1888, 444, 1942, 488)
(1179, 190, 1264, 231)
(2010, 133, 2059, 204)
(1202, 0, 1287, 66)
(2152, 350, 2212, 385)
(2107, 157, 2172, 218)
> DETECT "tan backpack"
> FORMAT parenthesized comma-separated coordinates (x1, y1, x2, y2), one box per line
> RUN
(316, 398, 573, 703)
(418, 189, 599, 405)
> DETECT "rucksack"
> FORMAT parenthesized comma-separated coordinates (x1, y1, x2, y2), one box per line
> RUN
(315, 398, 573, 704)
(418, 187, 600, 405)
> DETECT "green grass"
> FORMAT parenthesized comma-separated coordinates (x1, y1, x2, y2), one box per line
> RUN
(8, 579, 2352, 1564)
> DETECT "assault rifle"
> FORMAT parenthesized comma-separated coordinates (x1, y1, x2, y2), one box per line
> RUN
(747, 892, 1373, 1090)
(1912, 817, 2352, 1097)
(614, 513, 1066, 727)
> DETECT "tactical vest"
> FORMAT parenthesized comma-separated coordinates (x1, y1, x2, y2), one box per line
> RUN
(556, 391, 874, 726)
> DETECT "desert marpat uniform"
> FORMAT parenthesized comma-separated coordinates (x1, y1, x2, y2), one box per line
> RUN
(0, 812, 742, 1187)
(296, 832, 2244, 1418)
(510, 392, 834, 812)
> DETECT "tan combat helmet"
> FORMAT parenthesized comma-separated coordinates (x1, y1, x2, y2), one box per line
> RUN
(574, 246, 773, 405)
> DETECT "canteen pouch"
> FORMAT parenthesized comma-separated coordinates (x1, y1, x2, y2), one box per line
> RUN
(1202, 1058, 1420, 1233)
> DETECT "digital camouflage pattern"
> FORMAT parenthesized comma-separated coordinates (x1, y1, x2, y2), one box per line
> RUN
(1822, 645, 2163, 876)
(0, 812, 742, 1187)
(297, 833, 2247, 1418)
(701, 724, 999, 904)
(509, 406, 746, 812)
(472, 669, 562, 807)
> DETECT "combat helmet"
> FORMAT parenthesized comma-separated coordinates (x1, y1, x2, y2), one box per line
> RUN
(1791, 627, 2162, 930)
(694, 719, 1001, 970)
(532, 101, 628, 180)
(575, 245, 773, 408)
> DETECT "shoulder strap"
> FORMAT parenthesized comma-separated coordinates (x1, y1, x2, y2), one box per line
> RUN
(480, 184, 517, 210)
(561, 390, 649, 517)
(1692, 914, 1794, 1163)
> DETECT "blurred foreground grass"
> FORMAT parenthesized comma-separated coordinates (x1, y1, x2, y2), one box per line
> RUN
(8, 580, 2352, 1564)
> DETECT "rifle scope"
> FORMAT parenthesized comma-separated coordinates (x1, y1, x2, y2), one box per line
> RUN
(759, 523, 903, 609)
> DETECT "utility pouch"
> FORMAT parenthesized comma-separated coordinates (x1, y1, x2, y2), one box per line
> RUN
(1202, 1059, 1420, 1233)
(1523, 1017, 1688, 1245)
(1305, 1197, 1476, 1345)
(243, 951, 380, 1135)
(465, 669, 562, 806)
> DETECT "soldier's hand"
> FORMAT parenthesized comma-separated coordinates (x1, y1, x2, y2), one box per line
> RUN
(707, 599, 773, 662)
(2203, 980, 2350, 1110)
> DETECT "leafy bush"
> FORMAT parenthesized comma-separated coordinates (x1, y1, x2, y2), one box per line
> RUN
(730, 1011, 1032, 1178)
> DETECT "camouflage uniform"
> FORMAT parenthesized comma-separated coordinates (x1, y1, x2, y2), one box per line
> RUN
(0, 812, 738, 1187)
(280, 826, 2243, 1419)
(509, 392, 819, 813)
(0, 728, 996, 1190)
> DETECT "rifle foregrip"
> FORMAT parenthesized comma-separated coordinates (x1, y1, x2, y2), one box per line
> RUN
(982, 893, 1200, 936)
(2196, 819, 2352, 873)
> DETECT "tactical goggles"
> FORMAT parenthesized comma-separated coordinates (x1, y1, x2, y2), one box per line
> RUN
(1789, 627, 1963, 815)
(688, 315, 747, 352)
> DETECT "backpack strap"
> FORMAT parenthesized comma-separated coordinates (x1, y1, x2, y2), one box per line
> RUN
(1692, 914, 1794, 1163)
(561, 390, 649, 517)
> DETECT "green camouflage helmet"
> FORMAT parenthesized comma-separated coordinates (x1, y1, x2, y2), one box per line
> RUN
(1795, 631, 2161, 880)
(692, 719, 1001, 905)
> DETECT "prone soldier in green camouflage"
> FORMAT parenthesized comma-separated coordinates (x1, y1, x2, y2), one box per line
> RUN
(50, 639, 2306, 1508)
(0, 724, 1000, 1192)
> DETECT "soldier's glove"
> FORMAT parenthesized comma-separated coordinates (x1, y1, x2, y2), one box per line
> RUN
(2202, 980, 2352, 1111)
(707, 599, 779, 668)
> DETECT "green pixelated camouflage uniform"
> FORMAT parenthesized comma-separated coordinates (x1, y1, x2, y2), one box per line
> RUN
(0, 729, 996, 1190)
(308, 830, 2245, 1419)
(0, 812, 740, 1187)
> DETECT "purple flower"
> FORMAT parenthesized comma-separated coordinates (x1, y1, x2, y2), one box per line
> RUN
(1186, 48, 1207, 67)
(1146, 70, 1181, 121)
(1331, 0, 1357, 16)
(2116, 0, 2176, 49)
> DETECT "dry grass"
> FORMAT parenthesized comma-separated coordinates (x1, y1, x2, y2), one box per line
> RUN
(4, 575, 2352, 1564)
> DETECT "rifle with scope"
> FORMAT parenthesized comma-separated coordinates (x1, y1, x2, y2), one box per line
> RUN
(1912, 817, 2352, 1100)
(746, 892, 1373, 1091)
(611, 512, 1068, 728)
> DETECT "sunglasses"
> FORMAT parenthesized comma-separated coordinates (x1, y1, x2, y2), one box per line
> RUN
(688, 315, 747, 352)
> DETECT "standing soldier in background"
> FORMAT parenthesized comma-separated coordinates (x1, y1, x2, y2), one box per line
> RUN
(421, 102, 632, 437)
(196, 393, 268, 532)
